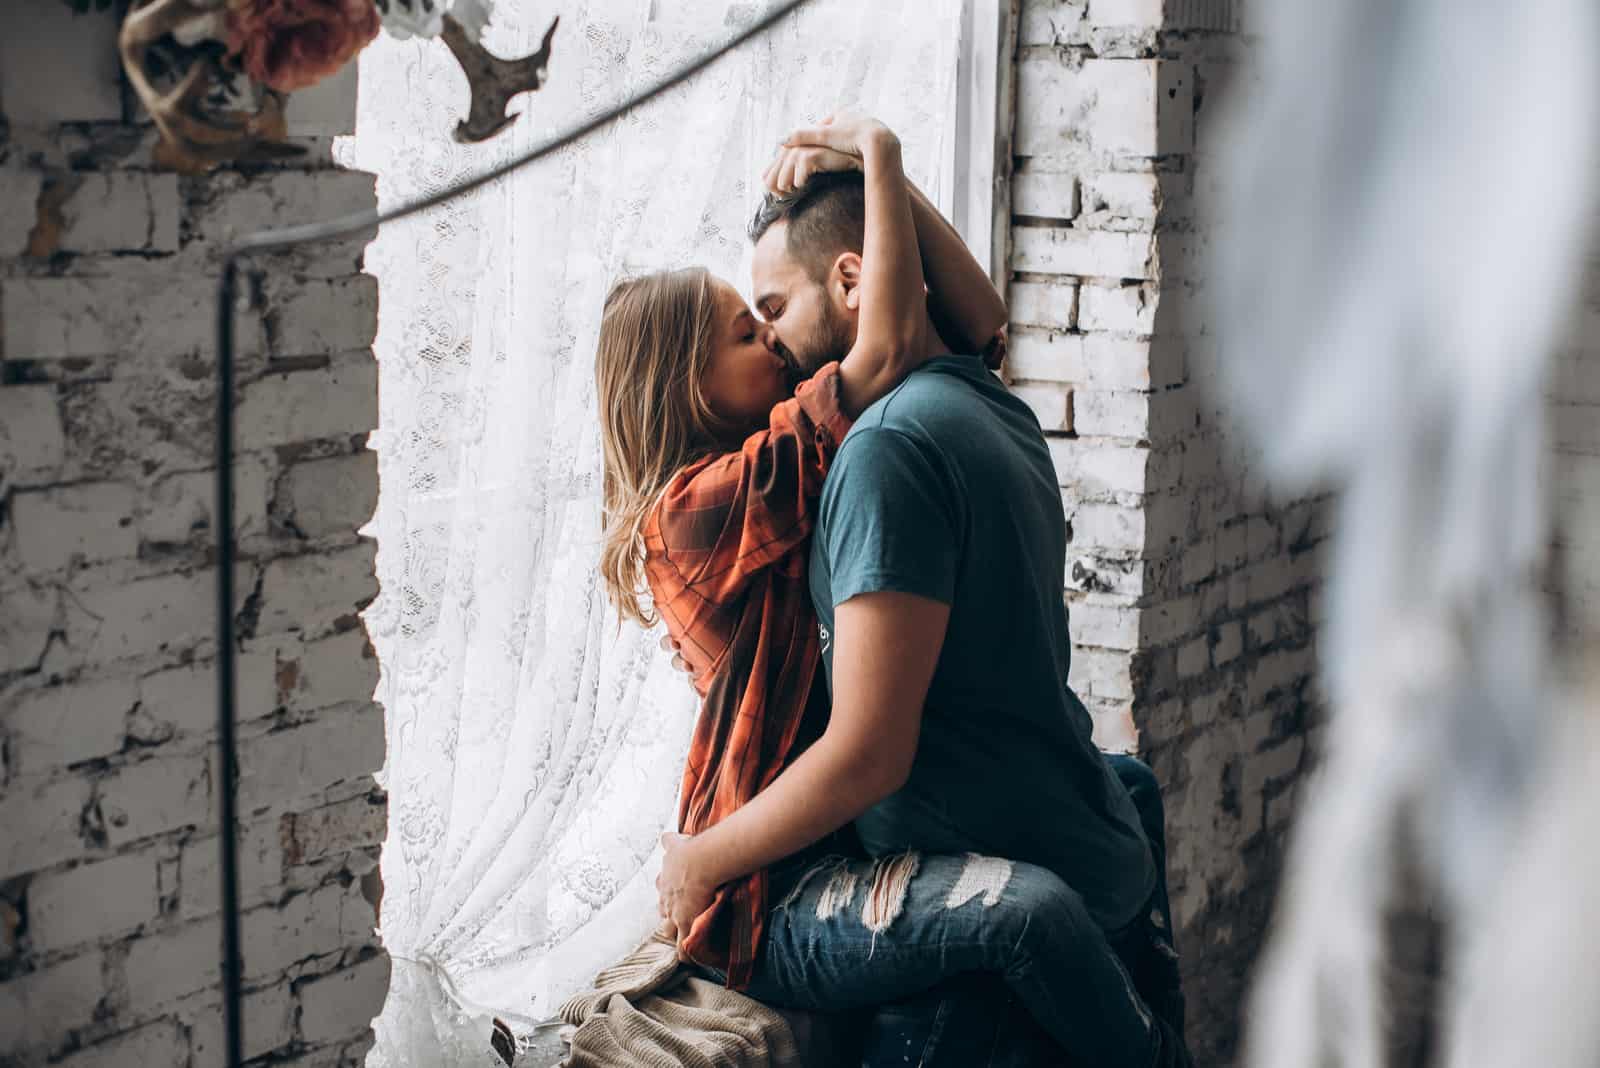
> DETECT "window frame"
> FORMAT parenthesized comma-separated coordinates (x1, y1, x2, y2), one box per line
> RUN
(945, 0, 1018, 296)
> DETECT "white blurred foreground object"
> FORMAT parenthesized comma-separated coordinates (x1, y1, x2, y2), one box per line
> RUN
(1207, 1, 1600, 1066)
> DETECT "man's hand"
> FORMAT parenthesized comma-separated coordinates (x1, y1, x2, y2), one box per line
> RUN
(656, 831, 719, 956)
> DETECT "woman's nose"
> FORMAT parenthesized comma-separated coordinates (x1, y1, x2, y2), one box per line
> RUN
(760, 324, 779, 351)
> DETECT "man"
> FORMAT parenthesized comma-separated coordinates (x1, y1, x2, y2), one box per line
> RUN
(659, 127, 1187, 1065)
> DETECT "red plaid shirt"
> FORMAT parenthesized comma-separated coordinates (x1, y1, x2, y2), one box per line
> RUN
(642, 361, 853, 989)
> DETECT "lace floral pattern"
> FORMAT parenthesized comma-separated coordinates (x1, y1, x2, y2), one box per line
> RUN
(337, 1, 961, 1059)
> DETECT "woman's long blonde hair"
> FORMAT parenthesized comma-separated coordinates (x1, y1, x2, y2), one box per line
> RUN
(597, 267, 734, 626)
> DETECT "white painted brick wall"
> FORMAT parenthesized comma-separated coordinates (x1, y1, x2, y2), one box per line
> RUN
(1006, 7, 1321, 1062)
(0, 12, 388, 1065)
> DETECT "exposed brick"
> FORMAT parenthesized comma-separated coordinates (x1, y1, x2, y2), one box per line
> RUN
(241, 880, 374, 981)
(264, 276, 379, 358)
(1049, 437, 1149, 496)
(0, 776, 93, 879)
(1020, 0, 1087, 46)
(283, 794, 385, 868)
(0, 951, 105, 1055)
(0, 4, 122, 125)
(1177, 636, 1210, 678)
(1080, 283, 1157, 335)
(0, 274, 249, 361)
(55, 173, 182, 255)
(238, 704, 383, 812)
(1086, 0, 1163, 26)
(185, 171, 378, 253)
(278, 453, 379, 540)
(52, 1019, 187, 1068)
(254, 543, 378, 638)
(1007, 329, 1086, 383)
(276, 630, 379, 713)
(98, 751, 212, 847)
(66, 566, 247, 665)
(187, 981, 296, 1067)
(0, 385, 66, 486)
(1009, 383, 1073, 433)
(10, 481, 139, 573)
(1067, 599, 1142, 650)
(178, 817, 286, 919)
(1012, 171, 1079, 220)
(1080, 335, 1154, 389)
(237, 354, 378, 450)
(1011, 226, 1154, 279)
(1009, 280, 1079, 330)
(1213, 620, 1244, 664)
(1073, 502, 1146, 553)
(1017, 58, 1163, 159)
(122, 916, 221, 1018)
(0, 581, 58, 676)
(1073, 389, 1148, 439)
(141, 459, 272, 546)
(1082, 171, 1161, 223)
(0, 165, 45, 257)
(138, 648, 278, 741)
(5, 676, 135, 776)
(29, 851, 160, 953)
(1180, 536, 1216, 586)
(297, 954, 391, 1045)
(1068, 645, 1134, 700)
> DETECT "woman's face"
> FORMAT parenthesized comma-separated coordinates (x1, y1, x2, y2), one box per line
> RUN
(700, 276, 793, 433)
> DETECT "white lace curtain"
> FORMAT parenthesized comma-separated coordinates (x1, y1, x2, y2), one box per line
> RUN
(336, 2, 962, 1060)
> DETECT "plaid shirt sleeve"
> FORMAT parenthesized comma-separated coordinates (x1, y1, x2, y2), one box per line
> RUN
(648, 361, 853, 608)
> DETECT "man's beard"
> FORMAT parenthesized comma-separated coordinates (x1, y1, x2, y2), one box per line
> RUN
(776, 301, 854, 385)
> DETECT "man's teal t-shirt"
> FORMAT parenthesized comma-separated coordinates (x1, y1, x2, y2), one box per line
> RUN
(809, 355, 1155, 931)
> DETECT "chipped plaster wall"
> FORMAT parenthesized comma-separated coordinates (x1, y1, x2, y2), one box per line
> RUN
(0, 4, 388, 1065)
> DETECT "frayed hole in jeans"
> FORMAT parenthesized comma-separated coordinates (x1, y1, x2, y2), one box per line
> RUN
(862, 851, 922, 945)
(816, 867, 860, 920)
(942, 853, 1014, 910)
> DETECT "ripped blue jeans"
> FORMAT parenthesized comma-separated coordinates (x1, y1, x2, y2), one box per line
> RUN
(741, 848, 1161, 1068)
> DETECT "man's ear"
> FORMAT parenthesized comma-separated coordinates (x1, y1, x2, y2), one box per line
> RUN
(832, 252, 864, 311)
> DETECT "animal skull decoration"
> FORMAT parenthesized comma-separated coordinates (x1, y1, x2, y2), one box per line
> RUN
(118, 0, 559, 169)
(379, 0, 560, 143)
(118, 0, 297, 173)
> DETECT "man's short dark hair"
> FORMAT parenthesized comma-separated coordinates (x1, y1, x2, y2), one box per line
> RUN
(747, 171, 866, 284)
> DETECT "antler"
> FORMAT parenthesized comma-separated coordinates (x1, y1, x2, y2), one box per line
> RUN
(119, 0, 297, 173)
(439, 14, 559, 144)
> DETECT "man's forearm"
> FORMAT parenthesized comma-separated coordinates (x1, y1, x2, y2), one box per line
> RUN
(685, 735, 897, 888)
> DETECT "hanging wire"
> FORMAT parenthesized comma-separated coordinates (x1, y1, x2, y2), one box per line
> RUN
(211, 3, 810, 1064)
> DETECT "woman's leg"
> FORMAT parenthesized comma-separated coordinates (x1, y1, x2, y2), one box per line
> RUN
(744, 852, 1169, 1068)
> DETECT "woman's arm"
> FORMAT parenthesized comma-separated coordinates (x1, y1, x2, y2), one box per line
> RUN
(907, 179, 1009, 357)
(770, 128, 1008, 367)
(775, 116, 930, 417)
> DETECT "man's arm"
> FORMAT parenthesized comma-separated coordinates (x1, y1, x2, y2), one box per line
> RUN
(658, 591, 949, 934)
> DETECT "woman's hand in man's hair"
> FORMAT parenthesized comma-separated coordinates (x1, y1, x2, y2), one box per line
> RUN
(762, 143, 860, 196)
(783, 110, 897, 159)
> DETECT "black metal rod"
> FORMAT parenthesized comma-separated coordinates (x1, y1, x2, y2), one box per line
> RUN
(215, 256, 243, 1068)
(208, 5, 812, 1066)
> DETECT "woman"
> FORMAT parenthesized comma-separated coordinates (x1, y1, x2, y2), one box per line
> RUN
(596, 111, 1003, 990)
